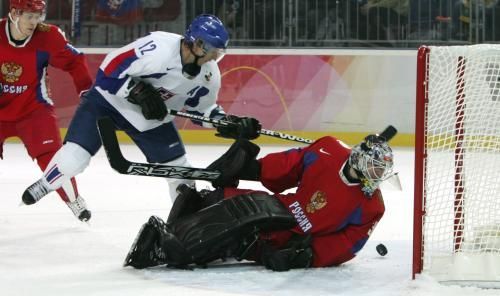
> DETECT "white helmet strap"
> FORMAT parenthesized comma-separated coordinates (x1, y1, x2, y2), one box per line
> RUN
(8, 11, 23, 36)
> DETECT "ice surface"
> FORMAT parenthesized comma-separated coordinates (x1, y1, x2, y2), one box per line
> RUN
(0, 143, 498, 296)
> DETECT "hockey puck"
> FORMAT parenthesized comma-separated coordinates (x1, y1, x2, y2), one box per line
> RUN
(376, 243, 388, 256)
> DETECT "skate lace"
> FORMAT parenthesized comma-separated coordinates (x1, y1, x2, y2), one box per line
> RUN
(27, 179, 50, 202)
(66, 196, 88, 216)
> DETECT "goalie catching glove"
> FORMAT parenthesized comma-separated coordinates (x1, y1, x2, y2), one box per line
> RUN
(126, 80, 167, 121)
(216, 115, 262, 140)
(259, 233, 313, 272)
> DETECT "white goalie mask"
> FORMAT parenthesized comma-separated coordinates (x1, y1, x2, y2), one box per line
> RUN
(348, 138, 394, 196)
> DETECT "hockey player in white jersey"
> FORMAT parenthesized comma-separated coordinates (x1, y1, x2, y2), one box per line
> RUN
(21, 14, 261, 213)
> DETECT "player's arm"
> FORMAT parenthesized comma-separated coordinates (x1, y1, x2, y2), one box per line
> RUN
(259, 143, 320, 193)
(206, 137, 308, 191)
(182, 71, 227, 127)
(184, 70, 261, 140)
(187, 101, 262, 140)
(98, 35, 169, 120)
(48, 26, 92, 95)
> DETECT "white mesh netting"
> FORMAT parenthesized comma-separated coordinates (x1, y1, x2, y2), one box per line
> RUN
(423, 44, 500, 284)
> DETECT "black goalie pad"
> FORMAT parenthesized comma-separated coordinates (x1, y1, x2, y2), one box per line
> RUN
(124, 216, 190, 269)
(167, 184, 204, 223)
(124, 216, 167, 269)
(167, 185, 225, 224)
(166, 192, 297, 266)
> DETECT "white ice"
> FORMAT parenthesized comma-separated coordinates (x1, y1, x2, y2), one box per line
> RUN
(0, 143, 498, 296)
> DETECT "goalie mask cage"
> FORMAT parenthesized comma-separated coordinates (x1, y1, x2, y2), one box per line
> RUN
(413, 44, 500, 287)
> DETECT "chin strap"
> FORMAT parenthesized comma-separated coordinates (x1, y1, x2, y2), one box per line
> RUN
(182, 40, 208, 79)
(7, 12, 23, 37)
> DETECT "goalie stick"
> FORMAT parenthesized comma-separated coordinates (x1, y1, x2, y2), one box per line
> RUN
(97, 117, 223, 181)
(379, 125, 397, 142)
(168, 109, 314, 144)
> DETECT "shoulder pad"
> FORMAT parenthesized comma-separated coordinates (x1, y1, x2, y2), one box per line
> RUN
(36, 23, 51, 32)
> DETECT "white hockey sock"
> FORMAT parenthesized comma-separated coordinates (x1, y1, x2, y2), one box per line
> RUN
(162, 155, 195, 202)
(43, 142, 91, 191)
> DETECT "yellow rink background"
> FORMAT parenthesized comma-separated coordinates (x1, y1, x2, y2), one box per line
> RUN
(5, 129, 414, 147)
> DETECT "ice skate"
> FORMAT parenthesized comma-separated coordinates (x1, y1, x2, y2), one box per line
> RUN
(66, 195, 92, 222)
(22, 178, 52, 205)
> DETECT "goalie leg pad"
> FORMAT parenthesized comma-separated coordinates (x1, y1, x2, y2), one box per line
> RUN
(166, 192, 296, 265)
(124, 216, 191, 269)
(167, 184, 204, 223)
(124, 217, 164, 269)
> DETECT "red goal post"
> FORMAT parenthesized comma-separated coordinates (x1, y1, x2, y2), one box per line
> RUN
(413, 44, 500, 287)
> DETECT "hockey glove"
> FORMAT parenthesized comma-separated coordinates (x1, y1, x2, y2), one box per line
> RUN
(207, 138, 261, 187)
(259, 234, 313, 272)
(216, 115, 261, 140)
(126, 80, 167, 121)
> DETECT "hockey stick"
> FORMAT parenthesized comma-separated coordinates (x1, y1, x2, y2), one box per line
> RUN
(168, 109, 314, 144)
(98, 117, 398, 181)
(97, 117, 222, 181)
(379, 125, 397, 141)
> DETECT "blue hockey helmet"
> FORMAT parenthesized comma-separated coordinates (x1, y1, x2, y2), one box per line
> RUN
(184, 14, 229, 53)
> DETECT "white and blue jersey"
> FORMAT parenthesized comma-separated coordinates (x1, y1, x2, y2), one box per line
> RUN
(64, 32, 226, 163)
(96, 32, 225, 132)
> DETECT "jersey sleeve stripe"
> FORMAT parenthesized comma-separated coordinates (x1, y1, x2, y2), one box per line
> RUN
(103, 49, 138, 77)
(35, 51, 54, 105)
(94, 69, 129, 95)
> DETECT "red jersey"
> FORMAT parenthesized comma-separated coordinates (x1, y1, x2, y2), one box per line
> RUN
(259, 136, 385, 267)
(0, 19, 92, 121)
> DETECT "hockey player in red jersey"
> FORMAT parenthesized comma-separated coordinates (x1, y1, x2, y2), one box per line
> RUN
(123, 128, 396, 271)
(0, 0, 93, 221)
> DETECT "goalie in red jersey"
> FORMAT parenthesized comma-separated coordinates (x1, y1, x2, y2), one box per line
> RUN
(0, 0, 93, 221)
(123, 127, 397, 271)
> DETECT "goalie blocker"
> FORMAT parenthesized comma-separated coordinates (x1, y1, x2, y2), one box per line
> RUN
(124, 190, 304, 269)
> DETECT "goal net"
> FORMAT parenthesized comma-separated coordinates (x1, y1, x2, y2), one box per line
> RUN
(413, 44, 500, 287)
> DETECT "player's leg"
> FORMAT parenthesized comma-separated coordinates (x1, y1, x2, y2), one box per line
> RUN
(21, 95, 103, 212)
(0, 120, 16, 160)
(167, 185, 260, 223)
(35, 151, 90, 221)
(126, 121, 195, 202)
(124, 192, 296, 269)
(16, 106, 92, 221)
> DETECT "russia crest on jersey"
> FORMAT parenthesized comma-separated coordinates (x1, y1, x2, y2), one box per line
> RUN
(96, 0, 143, 24)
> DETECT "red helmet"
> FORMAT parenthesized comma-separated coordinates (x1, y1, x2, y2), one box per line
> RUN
(10, 0, 46, 12)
